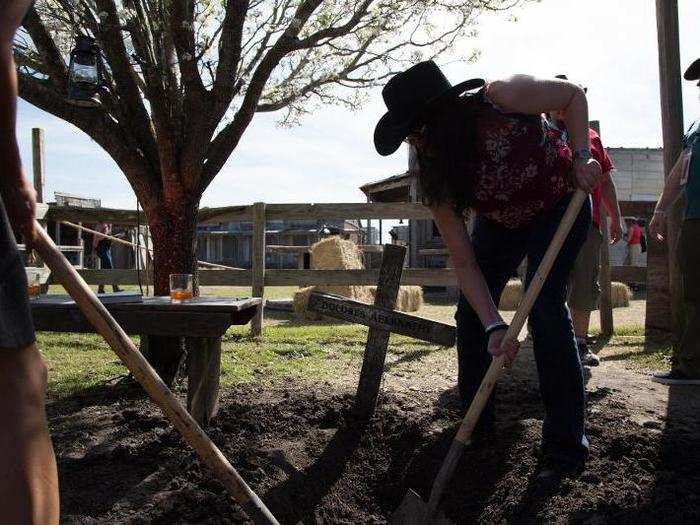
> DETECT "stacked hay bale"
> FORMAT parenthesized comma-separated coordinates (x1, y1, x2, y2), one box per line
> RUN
(293, 236, 423, 319)
(497, 279, 633, 311)
(610, 282, 633, 307)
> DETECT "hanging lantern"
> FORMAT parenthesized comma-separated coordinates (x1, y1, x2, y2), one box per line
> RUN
(67, 35, 102, 108)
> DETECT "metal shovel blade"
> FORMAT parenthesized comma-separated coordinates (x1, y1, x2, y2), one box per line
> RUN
(390, 490, 454, 525)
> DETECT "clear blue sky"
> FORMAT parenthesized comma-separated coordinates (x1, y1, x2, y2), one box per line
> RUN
(16, 0, 700, 211)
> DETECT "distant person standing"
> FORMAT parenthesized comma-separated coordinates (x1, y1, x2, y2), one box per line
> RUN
(625, 218, 644, 267)
(648, 58, 700, 385)
(548, 76, 624, 367)
(92, 222, 122, 294)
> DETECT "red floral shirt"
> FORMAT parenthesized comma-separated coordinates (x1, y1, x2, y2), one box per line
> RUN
(468, 91, 574, 228)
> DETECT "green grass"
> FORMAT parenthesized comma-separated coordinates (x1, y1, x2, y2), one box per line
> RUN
(39, 320, 447, 398)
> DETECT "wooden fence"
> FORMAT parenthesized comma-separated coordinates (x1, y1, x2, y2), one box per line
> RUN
(62, 201, 649, 337)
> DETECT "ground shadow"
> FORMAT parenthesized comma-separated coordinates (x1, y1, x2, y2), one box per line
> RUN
(615, 341, 700, 521)
(262, 415, 366, 523)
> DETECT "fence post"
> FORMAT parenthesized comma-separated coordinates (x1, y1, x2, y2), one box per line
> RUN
(251, 202, 266, 337)
(599, 207, 614, 336)
(590, 120, 614, 337)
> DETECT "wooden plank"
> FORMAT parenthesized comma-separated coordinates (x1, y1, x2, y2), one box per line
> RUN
(610, 265, 647, 283)
(46, 205, 145, 225)
(355, 244, 406, 419)
(650, 0, 684, 341)
(31, 295, 261, 313)
(308, 292, 455, 346)
(201, 202, 433, 223)
(31, 308, 233, 337)
(619, 201, 656, 217)
(186, 337, 222, 427)
(77, 268, 459, 286)
(251, 202, 266, 337)
(599, 208, 614, 336)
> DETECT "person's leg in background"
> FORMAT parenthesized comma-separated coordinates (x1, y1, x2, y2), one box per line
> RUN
(569, 225, 603, 366)
(96, 243, 121, 293)
(525, 194, 591, 476)
(455, 215, 527, 429)
(653, 219, 700, 384)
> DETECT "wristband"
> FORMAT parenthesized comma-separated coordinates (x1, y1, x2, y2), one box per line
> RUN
(485, 321, 508, 338)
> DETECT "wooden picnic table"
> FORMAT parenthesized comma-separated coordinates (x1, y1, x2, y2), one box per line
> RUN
(30, 295, 261, 426)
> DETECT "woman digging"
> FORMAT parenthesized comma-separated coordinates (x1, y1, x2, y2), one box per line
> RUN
(374, 61, 602, 482)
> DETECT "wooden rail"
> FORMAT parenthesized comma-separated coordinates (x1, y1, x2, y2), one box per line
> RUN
(77, 265, 646, 287)
(48, 199, 651, 337)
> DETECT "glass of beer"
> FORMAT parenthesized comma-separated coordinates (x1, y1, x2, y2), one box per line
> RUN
(169, 273, 193, 303)
(27, 272, 42, 298)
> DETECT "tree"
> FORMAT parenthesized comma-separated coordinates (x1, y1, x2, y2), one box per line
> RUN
(15, 0, 525, 382)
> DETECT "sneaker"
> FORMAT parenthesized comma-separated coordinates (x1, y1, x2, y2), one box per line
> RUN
(578, 341, 600, 367)
(651, 370, 700, 385)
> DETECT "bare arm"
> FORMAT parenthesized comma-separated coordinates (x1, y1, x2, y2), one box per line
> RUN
(0, 0, 38, 240)
(648, 152, 685, 242)
(431, 204, 501, 327)
(487, 75, 601, 193)
(487, 75, 590, 152)
(600, 172, 624, 243)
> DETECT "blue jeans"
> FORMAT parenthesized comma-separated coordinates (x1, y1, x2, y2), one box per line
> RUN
(455, 193, 591, 466)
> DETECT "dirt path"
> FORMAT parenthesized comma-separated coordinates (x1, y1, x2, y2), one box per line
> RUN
(51, 339, 700, 524)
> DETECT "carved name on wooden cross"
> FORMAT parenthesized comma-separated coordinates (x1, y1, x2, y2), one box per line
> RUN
(307, 244, 456, 420)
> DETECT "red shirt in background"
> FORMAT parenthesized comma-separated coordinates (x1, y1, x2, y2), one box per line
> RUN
(627, 224, 643, 245)
(549, 125, 615, 229)
(589, 129, 615, 228)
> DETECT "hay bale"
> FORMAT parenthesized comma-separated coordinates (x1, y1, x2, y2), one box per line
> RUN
(498, 279, 523, 311)
(294, 236, 423, 319)
(310, 236, 363, 270)
(611, 281, 632, 308)
(367, 285, 423, 312)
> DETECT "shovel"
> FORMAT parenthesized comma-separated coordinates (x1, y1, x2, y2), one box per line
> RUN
(32, 222, 280, 525)
(391, 190, 588, 524)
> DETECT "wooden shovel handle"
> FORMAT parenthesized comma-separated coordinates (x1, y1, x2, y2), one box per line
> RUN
(32, 223, 279, 525)
(454, 189, 587, 445)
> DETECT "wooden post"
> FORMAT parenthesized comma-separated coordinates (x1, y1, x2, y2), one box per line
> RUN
(355, 244, 406, 419)
(649, 0, 684, 342)
(251, 202, 266, 337)
(599, 206, 614, 336)
(590, 120, 614, 336)
(409, 179, 419, 268)
(32, 128, 45, 204)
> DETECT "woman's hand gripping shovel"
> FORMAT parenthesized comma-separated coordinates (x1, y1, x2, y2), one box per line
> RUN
(391, 190, 588, 524)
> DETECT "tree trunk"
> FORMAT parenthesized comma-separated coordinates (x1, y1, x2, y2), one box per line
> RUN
(140, 196, 200, 386)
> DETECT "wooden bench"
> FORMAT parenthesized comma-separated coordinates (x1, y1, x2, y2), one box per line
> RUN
(31, 295, 261, 426)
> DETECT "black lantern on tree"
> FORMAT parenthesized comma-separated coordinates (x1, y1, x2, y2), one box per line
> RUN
(67, 35, 102, 108)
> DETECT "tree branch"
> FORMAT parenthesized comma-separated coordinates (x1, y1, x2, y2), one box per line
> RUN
(18, 73, 160, 200)
(201, 0, 325, 190)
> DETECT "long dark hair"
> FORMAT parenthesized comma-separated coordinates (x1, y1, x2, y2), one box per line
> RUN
(414, 94, 482, 216)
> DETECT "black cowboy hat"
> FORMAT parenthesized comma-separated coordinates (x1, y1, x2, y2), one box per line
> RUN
(374, 61, 484, 156)
(555, 74, 587, 93)
(685, 58, 700, 80)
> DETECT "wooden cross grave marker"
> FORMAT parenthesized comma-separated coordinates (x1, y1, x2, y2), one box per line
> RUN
(307, 243, 455, 420)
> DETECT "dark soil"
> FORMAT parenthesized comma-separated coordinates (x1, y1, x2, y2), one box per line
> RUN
(50, 356, 700, 524)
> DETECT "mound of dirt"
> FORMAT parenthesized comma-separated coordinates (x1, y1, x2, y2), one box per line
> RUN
(50, 368, 700, 524)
